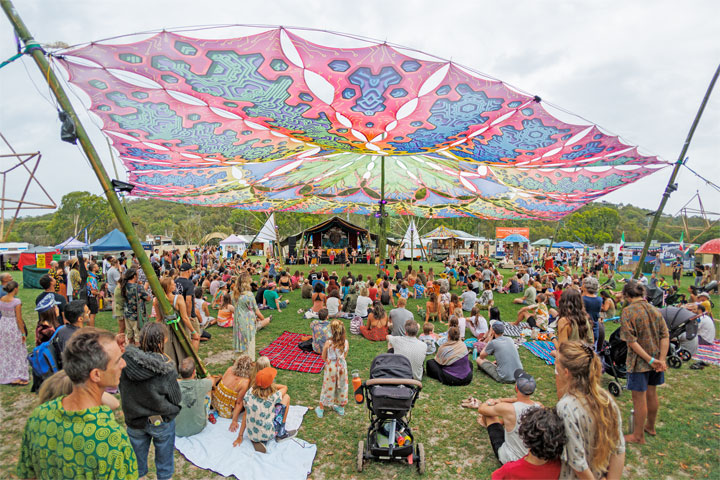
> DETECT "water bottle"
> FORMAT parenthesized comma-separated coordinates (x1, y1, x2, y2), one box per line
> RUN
(352, 369, 363, 403)
(628, 409, 634, 434)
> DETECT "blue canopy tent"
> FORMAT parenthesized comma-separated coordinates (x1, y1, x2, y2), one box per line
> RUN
(89, 229, 151, 252)
(552, 240, 577, 248)
(503, 234, 529, 243)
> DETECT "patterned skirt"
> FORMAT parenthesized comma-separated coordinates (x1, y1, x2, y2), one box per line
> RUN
(320, 358, 348, 407)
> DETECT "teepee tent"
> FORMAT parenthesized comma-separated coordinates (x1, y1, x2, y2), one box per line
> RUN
(250, 213, 280, 258)
(400, 219, 428, 260)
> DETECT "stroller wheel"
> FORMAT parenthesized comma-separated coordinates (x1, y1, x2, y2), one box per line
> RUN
(416, 443, 425, 475)
(608, 381, 622, 397)
(668, 355, 682, 369)
(677, 348, 692, 362)
(357, 440, 364, 472)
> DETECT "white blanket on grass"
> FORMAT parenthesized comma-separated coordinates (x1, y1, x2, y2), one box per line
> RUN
(175, 406, 315, 480)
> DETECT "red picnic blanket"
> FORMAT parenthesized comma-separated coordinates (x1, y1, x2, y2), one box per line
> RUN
(259, 331, 325, 374)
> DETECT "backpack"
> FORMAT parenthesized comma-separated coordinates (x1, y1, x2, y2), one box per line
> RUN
(28, 325, 65, 379)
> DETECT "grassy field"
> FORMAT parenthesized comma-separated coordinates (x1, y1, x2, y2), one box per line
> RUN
(1, 261, 719, 479)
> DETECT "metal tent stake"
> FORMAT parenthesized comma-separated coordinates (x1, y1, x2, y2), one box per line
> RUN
(1, 0, 206, 376)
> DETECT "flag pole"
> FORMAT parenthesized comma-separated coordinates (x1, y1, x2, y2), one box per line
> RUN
(633, 64, 719, 279)
(1, 0, 206, 376)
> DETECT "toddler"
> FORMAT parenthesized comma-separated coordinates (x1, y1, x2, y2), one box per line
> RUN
(419, 322, 439, 355)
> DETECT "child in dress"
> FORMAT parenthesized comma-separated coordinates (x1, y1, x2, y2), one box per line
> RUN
(477, 281, 494, 310)
(316, 320, 349, 418)
(419, 322, 439, 355)
(467, 306, 489, 340)
(216, 293, 234, 328)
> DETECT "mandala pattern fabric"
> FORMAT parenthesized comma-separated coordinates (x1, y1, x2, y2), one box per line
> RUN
(56, 27, 668, 219)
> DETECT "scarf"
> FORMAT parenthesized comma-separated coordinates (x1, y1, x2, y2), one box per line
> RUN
(435, 340, 468, 366)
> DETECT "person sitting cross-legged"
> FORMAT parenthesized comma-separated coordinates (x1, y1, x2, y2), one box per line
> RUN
(462, 369, 540, 465)
(476, 322, 523, 383)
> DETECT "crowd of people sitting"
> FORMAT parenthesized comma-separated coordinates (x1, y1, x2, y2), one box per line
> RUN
(1, 244, 716, 479)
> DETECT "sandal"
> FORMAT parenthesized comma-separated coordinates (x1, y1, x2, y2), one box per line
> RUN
(690, 362, 705, 370)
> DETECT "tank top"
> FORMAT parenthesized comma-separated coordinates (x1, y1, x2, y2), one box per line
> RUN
(498, 401, 540, 464)
(380, 287, 390, 305)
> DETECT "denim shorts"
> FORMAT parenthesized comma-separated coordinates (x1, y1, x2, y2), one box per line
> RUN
(627, 370, 664, 392)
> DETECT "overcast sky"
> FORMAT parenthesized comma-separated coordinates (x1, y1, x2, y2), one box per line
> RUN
(0, 0, 718, 223)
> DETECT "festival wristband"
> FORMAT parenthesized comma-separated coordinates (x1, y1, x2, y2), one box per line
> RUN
(649, 357, 655, 365)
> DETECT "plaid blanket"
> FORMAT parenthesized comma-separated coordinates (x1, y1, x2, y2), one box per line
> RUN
(521, 340, 556, 365)
(259, 331, 325, 374)
(500, 322, 530, 337)
(696, 340, 720, 366)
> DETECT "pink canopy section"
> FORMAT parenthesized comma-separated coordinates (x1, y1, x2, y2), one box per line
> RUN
(55, 26, 668, 220)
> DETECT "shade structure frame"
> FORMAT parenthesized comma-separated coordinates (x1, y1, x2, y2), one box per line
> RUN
(53, 25, 669, 220)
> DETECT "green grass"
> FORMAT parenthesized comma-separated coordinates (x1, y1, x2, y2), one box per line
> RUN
(1, 262, 719, 479)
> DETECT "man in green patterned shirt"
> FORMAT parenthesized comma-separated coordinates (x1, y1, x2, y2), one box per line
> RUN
(17, 328, 138, 479)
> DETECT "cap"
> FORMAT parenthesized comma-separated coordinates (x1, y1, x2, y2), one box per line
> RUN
(218, 281, 227, 288)
(514, 369, 537, 395)
(179, 263, 192, 271)
(255, 367, 277, 389)
(492, 322, 505, 335)
(35, 294, 60, 313)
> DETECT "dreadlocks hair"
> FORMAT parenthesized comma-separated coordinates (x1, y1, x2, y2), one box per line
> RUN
(138, 322, 167, 354)
(518, 406, 566, 461)
(558, 341, 620, 471)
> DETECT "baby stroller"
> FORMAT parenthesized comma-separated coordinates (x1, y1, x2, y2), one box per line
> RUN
(355, 354, 425, 474)
(660, 306, 699, 367)
(600, 329, 627, 397)
(644, 284, 665, 308)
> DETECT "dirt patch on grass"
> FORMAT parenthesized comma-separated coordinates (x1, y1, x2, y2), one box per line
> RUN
(204, 350, 236, 366)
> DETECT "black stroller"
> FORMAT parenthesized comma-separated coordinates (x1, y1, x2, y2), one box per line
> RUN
(645, 284, 665, 308)
(660, 306, 699, 367)
(600, 329, 627, 397)
(355, 354, 425, 474)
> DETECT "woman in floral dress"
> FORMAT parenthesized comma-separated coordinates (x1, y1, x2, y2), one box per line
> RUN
(232, 278, 271, 358)
(315, 320, 349, 418)
(0, 281, 29, 385)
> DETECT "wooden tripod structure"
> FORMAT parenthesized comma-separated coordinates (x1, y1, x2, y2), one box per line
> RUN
(677, 192, 720, 243)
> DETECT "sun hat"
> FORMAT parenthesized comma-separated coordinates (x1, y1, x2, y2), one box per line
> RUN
(697, 292, 710, 299)
(255, 367, 277, 389)
(514, 369, 537, 395)
(35, 294, 60, 313)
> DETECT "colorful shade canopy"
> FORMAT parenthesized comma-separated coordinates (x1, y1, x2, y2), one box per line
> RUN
(55, 27, 668, 220)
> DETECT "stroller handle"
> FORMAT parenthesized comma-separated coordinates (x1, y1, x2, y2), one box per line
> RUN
(366, 378, 423, 389)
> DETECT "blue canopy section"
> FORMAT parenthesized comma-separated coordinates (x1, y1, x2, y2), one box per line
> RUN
(503, 234, 529, 243)
(89, 229, 151, 252)
(552, 240, 576, 248)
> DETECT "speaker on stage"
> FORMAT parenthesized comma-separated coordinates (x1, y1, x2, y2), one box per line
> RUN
(288, 237, 297, 259)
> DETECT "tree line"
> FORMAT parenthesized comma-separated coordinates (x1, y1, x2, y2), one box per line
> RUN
(6, 191, 718, 247)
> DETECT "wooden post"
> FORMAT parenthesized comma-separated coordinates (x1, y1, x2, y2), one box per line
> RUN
(1, 0, 206, 376)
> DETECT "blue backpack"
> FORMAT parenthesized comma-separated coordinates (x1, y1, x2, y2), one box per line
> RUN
(28, 325, 64, 379)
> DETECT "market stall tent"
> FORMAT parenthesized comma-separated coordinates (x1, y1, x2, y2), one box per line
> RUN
(89, 229, 151, 252)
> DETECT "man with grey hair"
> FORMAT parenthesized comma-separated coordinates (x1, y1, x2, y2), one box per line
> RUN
(387, 319, 427, 381)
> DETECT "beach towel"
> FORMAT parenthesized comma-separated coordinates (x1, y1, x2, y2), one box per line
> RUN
(500, 322, 530, 337)
(175, 406, 315, 480)
(521, 340, 557, 365)
(259, 331, 325, 373)
(696, 340, 720, 366)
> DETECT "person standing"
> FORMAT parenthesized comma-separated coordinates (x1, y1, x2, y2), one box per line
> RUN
(582, 276, 604, 351)
(0, 281, 28, 385)
(232, 278, 270, 357)
(121, 267, 150, 346)
(86, 262, 101, 326)
(153, 277, 197, 370)
(620, 280, 669, 445)
(175, 263, 200, 351)
(119, 323, 181, 480)
(17, 327, 137, 479)
(106, 257, 121, 310)
(315, 320, 349, 418)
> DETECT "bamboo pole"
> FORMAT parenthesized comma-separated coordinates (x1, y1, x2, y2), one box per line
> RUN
(633, 64, 719, 279)
(1, 0, 206, 376)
